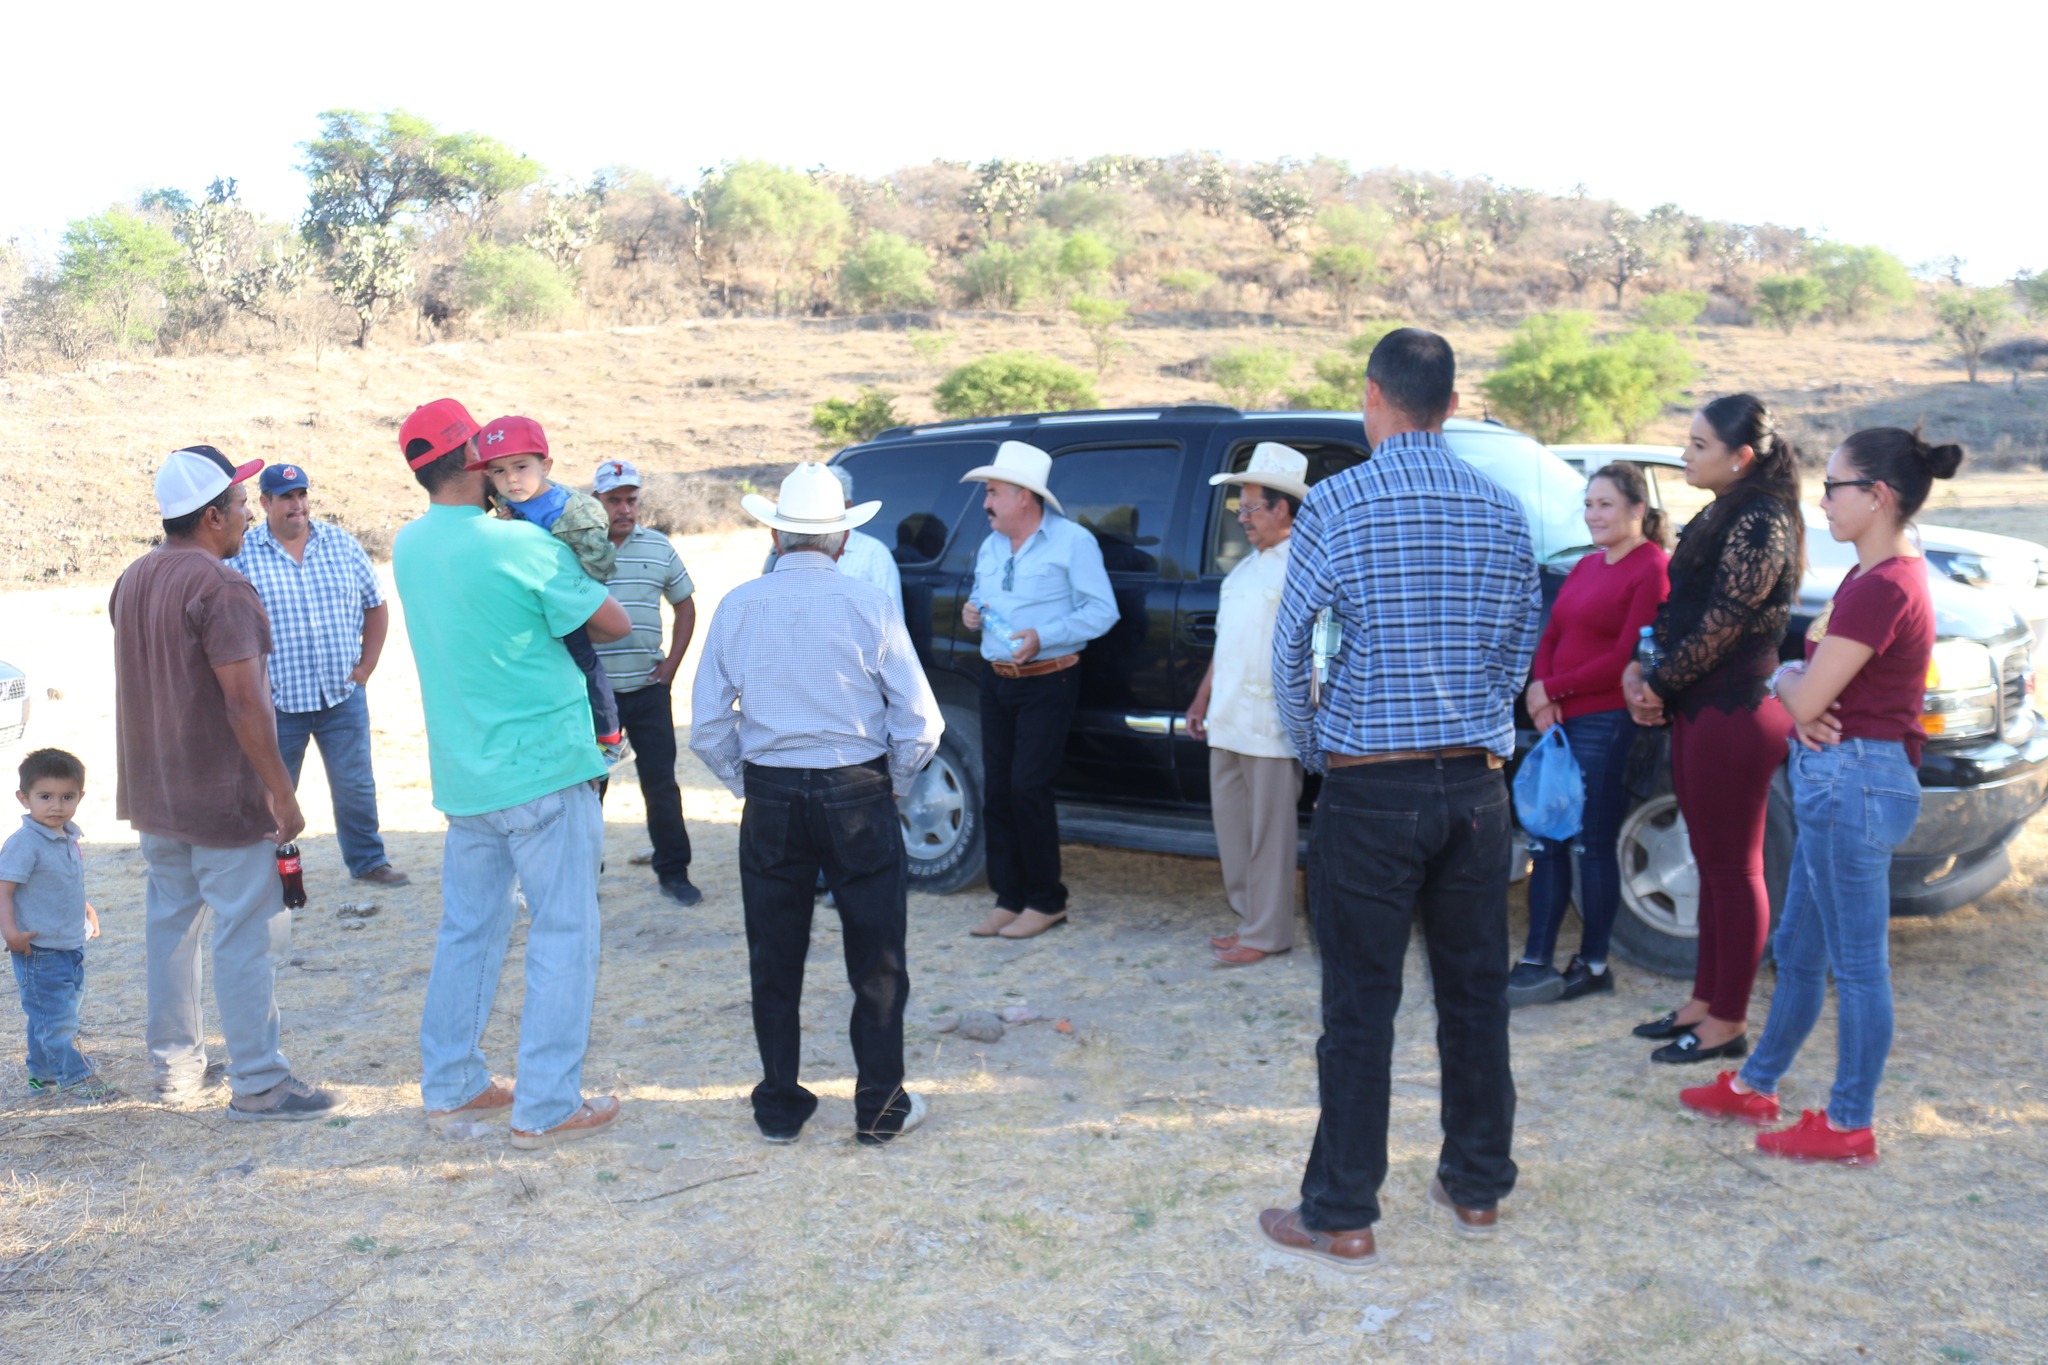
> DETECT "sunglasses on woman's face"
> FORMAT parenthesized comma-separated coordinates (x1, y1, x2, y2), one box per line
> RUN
(1821, 478, 1879, 499)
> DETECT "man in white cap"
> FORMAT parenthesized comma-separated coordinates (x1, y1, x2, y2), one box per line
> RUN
(958, 441, 1116, 940)
(691, 462, 943, 1146)
(591, 458, 702, 906)
(1185, 443, 1309, 967)
(111, 446, 340, 1120)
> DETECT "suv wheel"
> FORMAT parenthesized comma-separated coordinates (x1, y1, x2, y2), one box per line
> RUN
(899, 721, 985, 895)
(1607, 770, 1793, 979)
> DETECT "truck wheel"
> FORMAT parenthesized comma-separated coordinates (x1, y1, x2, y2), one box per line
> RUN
(1607, 769, 1794, 979)
(900, 716, 985, 895)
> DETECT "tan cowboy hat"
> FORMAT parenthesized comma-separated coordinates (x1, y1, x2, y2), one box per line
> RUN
(742, 461, 882, 534)
(1209, 442, 1310, 502)
(960, 440, 1065, 516)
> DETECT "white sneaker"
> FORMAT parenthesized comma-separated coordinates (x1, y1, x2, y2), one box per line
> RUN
(898, 1091, 927, 1135)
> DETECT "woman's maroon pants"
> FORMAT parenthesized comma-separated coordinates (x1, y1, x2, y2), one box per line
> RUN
(1670, 700, 1792, 1022)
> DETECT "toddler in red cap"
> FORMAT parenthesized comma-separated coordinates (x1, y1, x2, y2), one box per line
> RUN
(470, 416, 629, 766)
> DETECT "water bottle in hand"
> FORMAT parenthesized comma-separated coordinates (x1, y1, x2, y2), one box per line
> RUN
(979, 602, 1024, 660)
(1635, 625, 1664, 674)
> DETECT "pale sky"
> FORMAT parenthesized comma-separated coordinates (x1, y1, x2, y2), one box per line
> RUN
(5, 0, 2041, 284)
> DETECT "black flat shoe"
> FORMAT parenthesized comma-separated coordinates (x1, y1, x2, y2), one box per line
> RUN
(1651, 1031, 1749, 1064)
(1632, 1011, 1695, 1039)
(1559, 956, 1615, 1001)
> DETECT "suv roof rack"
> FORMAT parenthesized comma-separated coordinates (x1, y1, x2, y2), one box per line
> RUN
(869, 403, 1247, 443)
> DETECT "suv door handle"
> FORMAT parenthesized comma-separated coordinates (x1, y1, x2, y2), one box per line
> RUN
(1181, 612, 1217, 646)
(1125, 713, 1175, 735)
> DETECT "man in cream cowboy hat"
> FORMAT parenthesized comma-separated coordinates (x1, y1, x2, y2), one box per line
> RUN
(1185, 443, 1310, 966)
(958, 441, 1117, 940)
(691, 462, 943, 1146)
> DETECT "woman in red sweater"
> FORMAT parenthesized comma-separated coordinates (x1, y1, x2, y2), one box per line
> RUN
(1509, 463, 1670, 1006)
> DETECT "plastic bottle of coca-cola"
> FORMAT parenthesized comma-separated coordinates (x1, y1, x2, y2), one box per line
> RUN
(277, 842, 308, 908)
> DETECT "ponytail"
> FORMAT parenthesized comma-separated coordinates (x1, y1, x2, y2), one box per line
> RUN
(1672, 393, 1805, 579)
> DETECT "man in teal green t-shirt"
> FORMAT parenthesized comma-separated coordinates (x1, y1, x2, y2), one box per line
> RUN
(391, 398, 632, 1152)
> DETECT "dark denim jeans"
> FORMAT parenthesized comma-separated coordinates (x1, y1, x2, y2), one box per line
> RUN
(979, 665, 1082, 913)
(1300, 754, 1518, 1230)
(275, 686, 390, 876)
(1740, 738, 1918, 1129)
(606, 681, 693, 882)
(564, 627, 620, 740)
(12, 946, 92, 1086)
(739, 759, 912, 1142)
(1524, 708, 1639, 966)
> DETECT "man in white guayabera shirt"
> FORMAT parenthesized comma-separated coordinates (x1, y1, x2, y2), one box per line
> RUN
(1184, 443, 1309, 967)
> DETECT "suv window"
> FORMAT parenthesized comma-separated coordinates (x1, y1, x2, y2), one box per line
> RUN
(1047, 445, 1184, 574)
(838, 443, 988, 566)
(1207, 438, 1367, 576)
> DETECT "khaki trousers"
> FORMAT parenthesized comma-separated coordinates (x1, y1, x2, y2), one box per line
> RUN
(1209, 747, 1304, 952)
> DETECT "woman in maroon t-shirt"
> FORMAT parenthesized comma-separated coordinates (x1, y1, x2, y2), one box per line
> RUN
(1510, 464, 1669, 1007)
(1680, 426, 1962, 1165)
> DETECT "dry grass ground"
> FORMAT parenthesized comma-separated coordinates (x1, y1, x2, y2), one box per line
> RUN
(3, 311, 2046, 585)
(5, 515, 2048, 1363)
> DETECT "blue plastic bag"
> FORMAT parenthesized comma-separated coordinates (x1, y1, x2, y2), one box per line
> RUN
(1512, 725, 1585, 842)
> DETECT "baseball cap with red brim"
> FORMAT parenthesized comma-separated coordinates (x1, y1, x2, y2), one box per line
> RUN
(399, 398, 483, 470)
(155, 445, 263, 518)
(467, 415, 551, 470)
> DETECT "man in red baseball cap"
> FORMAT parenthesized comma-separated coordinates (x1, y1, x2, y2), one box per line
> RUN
(391, 399, 635, 1150)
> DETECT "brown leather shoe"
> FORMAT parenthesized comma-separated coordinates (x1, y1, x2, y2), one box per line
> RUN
(1428, 1177, 1499, 1237)
(1214, 945, 1287, 967)
(1209, 932, 1240, 951)
(971, 909, 1021, 937)
(510, 1096, 622, 1150)
(998, 909, 1067, 939)
(1257, 1206, 1378, 1271)
(354, 864, 412, 887)
(425, 1078, 513, 1132)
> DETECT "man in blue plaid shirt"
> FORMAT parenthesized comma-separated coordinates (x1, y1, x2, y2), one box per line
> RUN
(1258, 329, 1541, 1272)
(227, 464, 409, 886)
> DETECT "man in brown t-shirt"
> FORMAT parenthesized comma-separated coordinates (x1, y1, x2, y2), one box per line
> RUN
(111, 445, 339, 1121)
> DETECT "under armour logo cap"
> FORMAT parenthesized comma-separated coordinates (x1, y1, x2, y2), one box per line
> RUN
(398, 398, 482, 469)
(466, 415, 549, 470)
(156, 444, 263, 518)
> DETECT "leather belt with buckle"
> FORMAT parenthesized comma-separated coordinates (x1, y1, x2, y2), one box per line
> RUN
(990, 654, 1080, 680)
(1325, 746, 1503, 769)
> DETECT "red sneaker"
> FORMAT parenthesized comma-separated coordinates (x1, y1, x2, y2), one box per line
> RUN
(1679, 1071, 1780, 1125)
(1756, 1109, 1878, 1165)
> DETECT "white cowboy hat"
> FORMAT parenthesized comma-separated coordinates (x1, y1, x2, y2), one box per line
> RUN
(1209, 442, 1310, 502)
(960, 440, 1065, 516)
(742, 461, 882, 534)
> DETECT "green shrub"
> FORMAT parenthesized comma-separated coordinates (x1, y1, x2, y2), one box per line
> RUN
(1810, 243, 1912, 320)
(1634, 289, 1708, 331)
(1479, 312, 1696, 443)
(811, 387, 901, 446)
(1038, 184, 1123, 233)
(1316, 203, 1392, 248)
(840, 233, 934, 312)
(1933, 287, 2009, 383)
(1157, 268, 1216, 300)
(957, 243, 1030, 308)
(56, 208, 188, 347)
(908, 329, 954, 364)
(934, 352, 1098, 418)
(1070, 295, 1130, 375)
(458, 243, 574, 327)
(1211, 345, 1295, 409)
(1309, 244, 1381, 320)
(1753, 275, 1828, 333)
(1285, 323, 1408, 409)
(1057, 231, 1115, 291)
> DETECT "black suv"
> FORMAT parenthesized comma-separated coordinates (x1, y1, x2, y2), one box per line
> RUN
(835, 406, 2048, 976)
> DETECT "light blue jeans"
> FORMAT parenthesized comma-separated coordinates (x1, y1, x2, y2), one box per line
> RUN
(1740, 738, 1919, 1129)
(419, 781, 604, 1133)
(276, 686, 390, 877)
(13, 946, 93, 1086)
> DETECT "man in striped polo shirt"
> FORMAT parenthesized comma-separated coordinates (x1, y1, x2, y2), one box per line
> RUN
(591, 459, 702, 906)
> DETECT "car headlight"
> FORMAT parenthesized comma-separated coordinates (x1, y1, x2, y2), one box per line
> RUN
(1923, 639, 1997, 739)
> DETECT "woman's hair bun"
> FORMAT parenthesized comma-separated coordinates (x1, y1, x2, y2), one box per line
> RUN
(1921, 439, 1964, 480)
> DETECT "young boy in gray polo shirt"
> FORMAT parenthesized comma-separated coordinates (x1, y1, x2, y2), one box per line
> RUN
(0, 748, 111, 1098)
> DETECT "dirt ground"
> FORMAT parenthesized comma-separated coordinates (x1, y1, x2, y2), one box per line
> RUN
(4, 517, 2048, 1364)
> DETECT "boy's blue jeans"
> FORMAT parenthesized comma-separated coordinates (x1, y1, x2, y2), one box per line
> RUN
(12, 946, 93, 1086)
(1740, 738, 1919, 1129)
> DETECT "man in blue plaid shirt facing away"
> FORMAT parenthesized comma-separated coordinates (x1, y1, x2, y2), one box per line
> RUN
(1258, 328, 1541, 1272)
(227, 463, 409, 887)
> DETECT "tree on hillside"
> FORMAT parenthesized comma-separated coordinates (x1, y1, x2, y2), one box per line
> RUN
(1480, 312, 1694, 444)
(1592, 329, 1697, 439)
(1934, 287, 2009, 383)
(1240, 170, 1315, 248)
(1470, 179, 1532, 247)
(1211, 345, 1295, 408)
(699, 161, 849, 313)
(841, 232, 935, 311)
(1753, 274, 1827, 333)
(1634, 289, 1707, 332)
(175, 178, 311, 338)
(965, 159, 1053, 237)
(1311, 244, 1381, 320)
(57, 207, 188, 348)
(1810, 243, 1912, 320)
(1410, 217, 1462, 296)
(299, 109, 540, 246)
(327, 226, 414, 346)
(1184, 154, 1235, 218)
(1070, 295, 1130, 375)
(934, 352, 1097, 417)
(1595, 210, 1659, 309)
(1285, 322, 1409, 409)
(2012, 270, 2048, 321)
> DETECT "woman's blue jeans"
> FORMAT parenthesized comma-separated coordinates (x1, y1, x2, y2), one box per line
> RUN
(1740, 738, 1918, 1129)
(1524, 709, 1638, 967)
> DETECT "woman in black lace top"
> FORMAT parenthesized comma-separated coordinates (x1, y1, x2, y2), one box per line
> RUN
(1622, 394, 1802, 1063)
